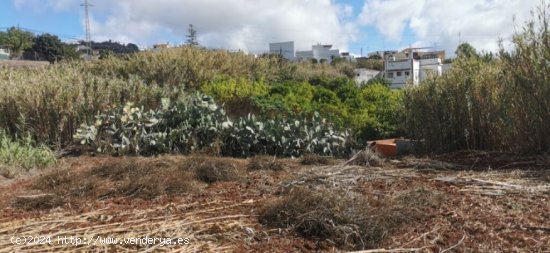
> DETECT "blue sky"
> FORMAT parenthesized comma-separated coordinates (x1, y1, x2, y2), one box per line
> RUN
(0, 0, 540, 56)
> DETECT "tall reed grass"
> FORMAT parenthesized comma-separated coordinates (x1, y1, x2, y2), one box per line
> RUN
(87, 47, 353, 88)
(0, 63, 165, 147)
(0, 46, 354, 148)
(403, 3, 550, 154)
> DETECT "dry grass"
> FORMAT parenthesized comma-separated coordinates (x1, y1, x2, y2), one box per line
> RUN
(392, 188, 444, 207)
(299, 154, 334, 166)
(0, 165, 16, 179)
(32, 157, 197, 203)
(259, 187, 419, 250)
(194, 159, 241, 183)
(34, 168, 84, 194)
(12, 193, 64, 211)
(0, 60, 49, 69)
(247, 155, 286, 171)
(89, 158, 139, 180)
(1, 199, 255, 252)
(2, 154, 549, 252)
(345, 148, 384, 167)
(120, 169, 194, 200)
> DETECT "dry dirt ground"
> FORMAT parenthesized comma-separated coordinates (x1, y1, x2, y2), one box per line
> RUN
(0, 153, 548, 252)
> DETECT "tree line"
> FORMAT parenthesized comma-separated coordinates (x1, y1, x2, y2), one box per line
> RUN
(0, 27, 139, 63)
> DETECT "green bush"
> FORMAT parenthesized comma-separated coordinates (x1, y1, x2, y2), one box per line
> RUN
(247, 78, 403, 142)
(0, 131, 56, 170)
(200, 77, 269, 102)
(358, 84, 403, 139)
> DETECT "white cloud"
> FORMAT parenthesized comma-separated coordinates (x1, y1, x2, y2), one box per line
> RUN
(22, 0, 358, 52)
(48, 0, 76, 11)
(359, 0, 539, 55)
(14, 0, 76, 11)
(14, 0, 540, 55)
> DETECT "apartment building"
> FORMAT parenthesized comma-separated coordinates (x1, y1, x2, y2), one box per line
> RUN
(384, 49, 445, 88)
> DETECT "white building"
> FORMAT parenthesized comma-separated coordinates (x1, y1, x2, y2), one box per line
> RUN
(368, 50, 398, 59)
(0, 48, 10, 60)
(384, 49, 445, 89)
(269, 41, 295, 60)
(268, 42, 343, 63)
(340, 52, 356, 62)
(296, 44, 340, 63)
(354, 68, 382, 86)
(295, 50, 313, 60)
(385, 58, 419, 88)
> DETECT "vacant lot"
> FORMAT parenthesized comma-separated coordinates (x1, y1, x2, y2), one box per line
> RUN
(0, 153, 548, 252)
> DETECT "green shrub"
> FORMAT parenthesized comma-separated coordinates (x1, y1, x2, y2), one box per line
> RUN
(358, 84, 403, 140)
(0, 131, 56, 170)
(200, 77, 269, 102)
(252, 82, 315, 115)
(250, 80, 403, 142)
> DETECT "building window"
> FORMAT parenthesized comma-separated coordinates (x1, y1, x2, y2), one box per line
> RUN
(387, 72, 394, 78)
(397, 71, 402, 77)
(405, 71, 410, 76)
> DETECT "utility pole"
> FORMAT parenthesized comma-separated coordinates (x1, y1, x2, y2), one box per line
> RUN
(81, 0, 93, 56)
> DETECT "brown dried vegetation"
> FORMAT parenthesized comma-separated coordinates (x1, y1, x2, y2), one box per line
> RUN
(0, 154, 548, 252)
(192, 157, 242, 183)
(248, 155, 286, 171)
(260, 186, 439, 250)
(299, 154, 335, 166)
(33, 157, 197, 203)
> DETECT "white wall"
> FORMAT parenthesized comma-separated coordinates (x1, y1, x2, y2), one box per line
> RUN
(386, 59, 413, 88)
(312, 45, 339, 63)
(0, 49, 9, 60)
(385, 53, 444, 88)
(419, 58, 442, 82)
(296, 50, 314, 60)
(269, 41, 295, 60)
(354, 68, 381, 86)
(269, 42, 341, 63)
